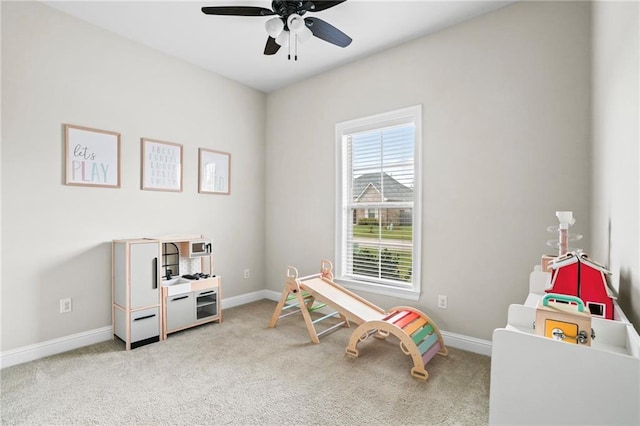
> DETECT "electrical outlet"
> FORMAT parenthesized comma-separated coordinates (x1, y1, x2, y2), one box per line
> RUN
(244, 269, 250, 279)
(438, 295, 447, 309)
(60, 297, 72, 313)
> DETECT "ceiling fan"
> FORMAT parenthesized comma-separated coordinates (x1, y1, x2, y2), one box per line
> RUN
(201, 1, 352, 60)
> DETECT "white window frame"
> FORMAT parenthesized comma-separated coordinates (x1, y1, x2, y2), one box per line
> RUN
(335, 105, 422, 300)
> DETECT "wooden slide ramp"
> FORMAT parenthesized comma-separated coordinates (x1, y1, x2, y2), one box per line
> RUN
(269, 260, 448, 380)
(301, 277, 386, 324)
(268, 261, 386, 344)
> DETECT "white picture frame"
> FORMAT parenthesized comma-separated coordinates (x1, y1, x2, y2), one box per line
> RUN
(198, 148, 230, 195)
(64, 124, 120, 188)
(141, 138, 183, 192)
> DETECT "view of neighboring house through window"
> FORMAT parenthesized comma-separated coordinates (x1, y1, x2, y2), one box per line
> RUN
(335, 105, 422, 298)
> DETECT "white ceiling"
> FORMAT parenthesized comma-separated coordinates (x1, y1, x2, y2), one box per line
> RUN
(43, 0, 514, 93)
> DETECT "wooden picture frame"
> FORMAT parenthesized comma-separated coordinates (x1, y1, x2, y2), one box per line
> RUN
(141, 138, 183, 192)
(64, 124, 120, 187)
(198, 148, 230, 195)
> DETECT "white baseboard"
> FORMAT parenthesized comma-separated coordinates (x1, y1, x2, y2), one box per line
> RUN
(0, 290, 273, 370)
(261, 289, 493, 356)
(262, 289, 282, 301)
(440, 330, 492, 356)
(222, 289, 273, 309)
(0, 326, 113, 369)
(1, 290, 492, 369)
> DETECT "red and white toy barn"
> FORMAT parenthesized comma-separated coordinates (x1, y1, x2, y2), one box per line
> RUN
(546, 251, 616, 320)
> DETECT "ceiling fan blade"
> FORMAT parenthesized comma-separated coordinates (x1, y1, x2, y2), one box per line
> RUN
(305, 17, 352, 48)
(201, 6, 275, 16)
(303, 1, 347, 13)
(264, 36, 281, 55)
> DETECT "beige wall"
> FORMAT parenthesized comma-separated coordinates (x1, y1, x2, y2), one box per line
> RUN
(1, 2, 266, 351)
(265, 1, 592, 340)
(591, 1, 640, 329)
(4, 0, 629, 354)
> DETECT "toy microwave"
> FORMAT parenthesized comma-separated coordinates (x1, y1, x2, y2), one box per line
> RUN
(181, 239, 212, 258)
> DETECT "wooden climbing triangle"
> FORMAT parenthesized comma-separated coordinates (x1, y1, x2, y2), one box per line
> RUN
(268, 260, 353, 343)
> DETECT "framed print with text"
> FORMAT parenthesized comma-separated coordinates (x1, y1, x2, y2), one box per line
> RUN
(64, 124, 120, 187)
(141, 138, 183, 192)
(198, 148, 230, 195)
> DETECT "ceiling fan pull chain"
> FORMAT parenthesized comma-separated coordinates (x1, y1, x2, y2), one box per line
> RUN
(287, 31, 291, 60)
(295, 34, 298, 61)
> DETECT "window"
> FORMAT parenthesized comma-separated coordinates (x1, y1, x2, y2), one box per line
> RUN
(335, 105, 422, 299)
(587, 302, 605, 318)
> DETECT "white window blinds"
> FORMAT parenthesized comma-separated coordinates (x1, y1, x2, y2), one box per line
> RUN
(341, 122, 416, 288)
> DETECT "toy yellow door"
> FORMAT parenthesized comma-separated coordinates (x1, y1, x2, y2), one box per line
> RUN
(545, 319, 579, 344)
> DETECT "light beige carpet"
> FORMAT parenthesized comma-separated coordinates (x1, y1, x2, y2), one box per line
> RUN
(1, 300, 490, 425)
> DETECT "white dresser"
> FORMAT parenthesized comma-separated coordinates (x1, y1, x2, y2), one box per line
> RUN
(489, 268, 640, 425)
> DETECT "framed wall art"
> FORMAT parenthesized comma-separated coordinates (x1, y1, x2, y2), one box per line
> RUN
(141, 138, 183, 192)
(64, 124, 120, 187)
(198, 148, 230, 195)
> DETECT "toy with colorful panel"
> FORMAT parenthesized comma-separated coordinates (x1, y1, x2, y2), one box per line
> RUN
(535, 293, 594, 345)
(345, 305, 447, 380)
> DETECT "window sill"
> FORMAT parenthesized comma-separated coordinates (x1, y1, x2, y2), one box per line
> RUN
(334, 277, 420, 301)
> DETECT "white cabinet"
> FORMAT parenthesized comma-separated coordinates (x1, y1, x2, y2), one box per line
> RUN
(129, 307, 160, 343)
(129, 243, 160, 308)
(112, 239, 162, 350)
(162, 277, 221, 339)
(489, 268, 640, 425)
(166, 293, 194, 331)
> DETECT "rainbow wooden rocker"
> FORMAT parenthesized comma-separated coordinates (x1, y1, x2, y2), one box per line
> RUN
(269, 260, 448, 380)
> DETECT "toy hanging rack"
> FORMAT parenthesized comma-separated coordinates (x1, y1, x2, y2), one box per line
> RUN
(546, 211, 583, 257)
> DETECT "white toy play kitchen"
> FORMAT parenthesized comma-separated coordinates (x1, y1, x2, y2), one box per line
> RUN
(112, 234, 221, 350)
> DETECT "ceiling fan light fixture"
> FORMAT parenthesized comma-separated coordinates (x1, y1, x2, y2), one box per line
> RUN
(201, 1, 352, 57)
(265, 17, 284, 38)
(275, 30, 289, 47)
(287, 13, 305, 34)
